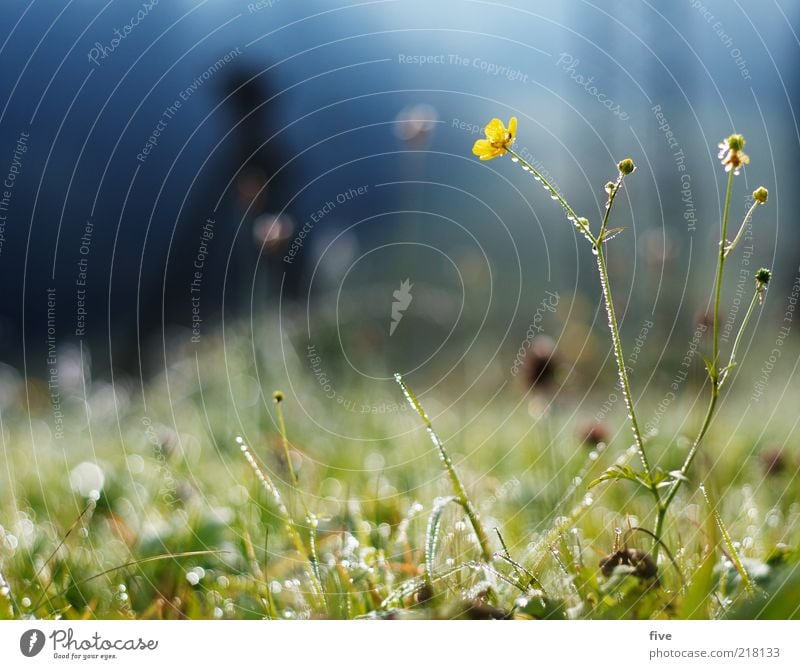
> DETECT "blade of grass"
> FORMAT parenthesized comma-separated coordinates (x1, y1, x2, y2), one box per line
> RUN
(425, 496, 458, 585)
(30, 550, 226, 616)
(29, 500, 96, 614)
(395, 373, 492, 563)
(238, 436, 325, 606)
(701, 484, 754, 594)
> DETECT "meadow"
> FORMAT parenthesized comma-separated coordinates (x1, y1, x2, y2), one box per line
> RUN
(0, 313, 798, 620)
(1, 125, 799, 622)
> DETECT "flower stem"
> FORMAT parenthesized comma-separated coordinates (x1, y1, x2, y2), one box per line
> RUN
(594, 176, 658, 508)
(274, 396, 321, 583)
(506, 148, 661, 549)
(395, 374, 493, 563)
(654, 168, 736, 551)
(724, 199, 759, 259)
(505, 148, 652, 487)
(719, 287, 760, 388)
(595, 243, 657, 499)
(657, 389, 718, 525)
(238, 437, 325, 607)
(712, 169, 736, 368)
(275, 396, 311, 520)
(506, 148, 591, 241)
(598, 175, 623, 241)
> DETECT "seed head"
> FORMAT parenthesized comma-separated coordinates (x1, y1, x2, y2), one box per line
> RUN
(273, 390, 285, 403)
(718, 134, 750, 174)
(617, 158, 635, 176)
(756, 268, 771, 304)
(727, 134, 745, 152)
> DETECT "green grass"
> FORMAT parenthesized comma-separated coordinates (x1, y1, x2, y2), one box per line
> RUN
(0, 322, 798, 620)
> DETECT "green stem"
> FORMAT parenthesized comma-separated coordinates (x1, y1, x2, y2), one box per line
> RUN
(238, 437, 325, 607)
(594, 174, 656, 500)
(655, 169, 736, 551)
(595, 173, 665, 560)
(598, 175, 623, 241)
(719, 288, 760, 389)
(275, 397, 320, 581)
(395, 374, 493, 563)
(275, 397, 311, 520)
(712, 170, 736, 367)
(595, 244, 657, 497)
(724, 200, 759, 259)
(657, 389, 718, 529)
(506, 148, 592, 241)
(506, 148, 661, 552)
(505, 148, 651, 488)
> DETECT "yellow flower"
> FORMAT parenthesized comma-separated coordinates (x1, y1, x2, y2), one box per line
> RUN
(718, 134, 749, 175)
(472, 117, 517, 160)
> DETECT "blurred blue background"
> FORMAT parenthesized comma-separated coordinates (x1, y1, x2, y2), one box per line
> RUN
(0, 0, 797, 396)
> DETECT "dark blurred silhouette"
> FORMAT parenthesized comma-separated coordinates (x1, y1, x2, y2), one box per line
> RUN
(0, 0, 797, 386)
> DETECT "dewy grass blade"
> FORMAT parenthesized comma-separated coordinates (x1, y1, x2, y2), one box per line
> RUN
(395, 373, 493, 562)
(701, 485, 754, 594)
(425, 496, 459, 585)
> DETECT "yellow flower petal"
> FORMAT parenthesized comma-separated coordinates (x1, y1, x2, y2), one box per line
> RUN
(484, 118, 507, 143)
(480, 148, 504, 160)
(472, 117, 517, 161)
(472, 138, 493, 157)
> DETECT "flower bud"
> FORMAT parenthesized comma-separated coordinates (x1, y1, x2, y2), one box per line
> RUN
(755, 267, 771, 286)
(726, 134, 746, 151)
(617, 158, 635, 175)
(753, 187, 768, 204)
(273, 390, 285, 402)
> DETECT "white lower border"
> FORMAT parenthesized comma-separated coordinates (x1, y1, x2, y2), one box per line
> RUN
(0, 620, 798, 668)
